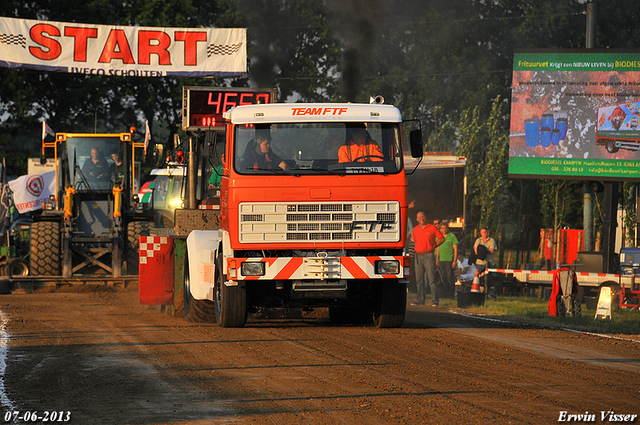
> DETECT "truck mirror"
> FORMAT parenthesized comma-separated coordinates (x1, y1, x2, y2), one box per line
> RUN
(409, 130, 423, 158)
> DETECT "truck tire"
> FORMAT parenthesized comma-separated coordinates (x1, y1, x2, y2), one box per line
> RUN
(4, 258, 29, 277)
(605, 140, 619, 153)
(183, 251, 217, 323)
(126, 221, 154, 275)
(30, 221, 61, 276)
(214, 254, 247, 327)
(373, 281, 406, 328)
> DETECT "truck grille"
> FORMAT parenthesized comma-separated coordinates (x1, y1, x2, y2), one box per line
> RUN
(239, 202, 400, 243)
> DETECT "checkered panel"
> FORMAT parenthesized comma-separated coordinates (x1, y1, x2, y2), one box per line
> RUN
(139, 236, 169, 264)
(0, 33, 26, 48)
(207, 42, 243, 57)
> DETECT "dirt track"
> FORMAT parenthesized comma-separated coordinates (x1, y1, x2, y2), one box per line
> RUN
(0, 287, 639, 425)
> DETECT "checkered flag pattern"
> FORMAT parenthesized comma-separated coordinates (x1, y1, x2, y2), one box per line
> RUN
(207, 42, 243, 57)
(0, 33, 26, 48)
(139, 236, 169, 264)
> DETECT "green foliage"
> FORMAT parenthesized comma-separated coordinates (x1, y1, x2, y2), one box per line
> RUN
(540, 180, 584, 231)
(622, 182, 637, 247)
(457, 96, 511, 234)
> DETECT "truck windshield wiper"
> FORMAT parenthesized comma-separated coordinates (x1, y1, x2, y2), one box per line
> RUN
(289, 167, 342, 175)
(251, 167, 284, 173)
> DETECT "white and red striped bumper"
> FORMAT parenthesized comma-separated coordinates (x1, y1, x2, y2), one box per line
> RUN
(226, 256, 411, 281)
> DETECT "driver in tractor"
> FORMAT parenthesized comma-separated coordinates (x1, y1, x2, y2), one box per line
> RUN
(338, 123, 384, 163)
(82, 148, 110, 181)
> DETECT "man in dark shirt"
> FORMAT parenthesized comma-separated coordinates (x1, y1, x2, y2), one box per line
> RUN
(82, 148, 109, 181)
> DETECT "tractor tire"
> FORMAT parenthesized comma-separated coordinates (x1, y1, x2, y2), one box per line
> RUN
(29, 221, 61, 276)
(183, 251, 217, 323)
(126, 221, 154, 275)
(214, 254, 247, 327)
(4, 258, 29, 277)
(373, 281, 407, 328)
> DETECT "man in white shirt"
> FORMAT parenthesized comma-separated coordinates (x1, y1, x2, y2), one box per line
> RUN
(455, 253, 477, 282)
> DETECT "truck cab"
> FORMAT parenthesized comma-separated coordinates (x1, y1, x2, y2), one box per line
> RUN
(183, 102, 423, 328)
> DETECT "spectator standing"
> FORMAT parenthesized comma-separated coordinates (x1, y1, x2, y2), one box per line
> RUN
(474, 227, 497, 273)
(436, 222, 458, 298)
(405, 200, 417, 294)
(411, 211, 445, 306)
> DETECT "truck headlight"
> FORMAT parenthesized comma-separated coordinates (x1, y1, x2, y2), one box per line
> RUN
(375, 260, 400, 275)
(241, 262, 266, 276)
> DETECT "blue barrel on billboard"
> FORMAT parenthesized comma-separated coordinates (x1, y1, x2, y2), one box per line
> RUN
(552, 128, 561, 146)
(541, 113, 554, 132)
(556, 117, 568, 139)
(524, 117, 540, 147)
(540, 127, 552, 147)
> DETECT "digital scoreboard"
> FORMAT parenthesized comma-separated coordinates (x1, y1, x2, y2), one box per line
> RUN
(182, 87, 276, 130)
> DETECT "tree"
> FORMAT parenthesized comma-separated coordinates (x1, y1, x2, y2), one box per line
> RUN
(458, 96, 511, 234)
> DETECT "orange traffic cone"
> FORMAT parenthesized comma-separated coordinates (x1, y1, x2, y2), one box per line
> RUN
(471, 270, 481, 293)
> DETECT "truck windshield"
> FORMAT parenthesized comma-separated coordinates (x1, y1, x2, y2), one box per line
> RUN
(66, 137, 122, 191)
(233, 122, 403, 175)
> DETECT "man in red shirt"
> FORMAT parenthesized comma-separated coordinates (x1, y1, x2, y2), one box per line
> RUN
(411, 211, 445, 306)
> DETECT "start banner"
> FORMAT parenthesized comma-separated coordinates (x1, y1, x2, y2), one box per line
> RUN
(8, 171, 55, 214)
(0, 16, 247, 78)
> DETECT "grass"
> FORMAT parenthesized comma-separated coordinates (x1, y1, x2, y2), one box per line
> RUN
(416, 293, 640, 338)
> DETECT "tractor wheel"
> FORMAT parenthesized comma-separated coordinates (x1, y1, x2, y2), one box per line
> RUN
(373, 281, 407, 328)
(214, 254, 247, 327)
(29, 221, 61, 276)
(126, 221, 154, 275)
(183, 251, 217, 323)
(4, 258, 29, 277)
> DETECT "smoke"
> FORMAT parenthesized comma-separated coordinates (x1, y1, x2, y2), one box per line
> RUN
(326, 0, 392, 102)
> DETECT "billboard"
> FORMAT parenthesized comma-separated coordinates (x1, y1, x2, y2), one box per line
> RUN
(509, 49, 640, 180)
(0, 17, 247, 78)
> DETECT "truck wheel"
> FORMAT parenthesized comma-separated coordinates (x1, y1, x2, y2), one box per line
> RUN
(4, 258, 29, 277)
(30, 221, 61, 276)
(183, 251, 217, 323)
(373, 281, 406, 328)
(605, 140, 619, 153)
(214, 254, 247, 327)
(126, 221, 154, 275)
